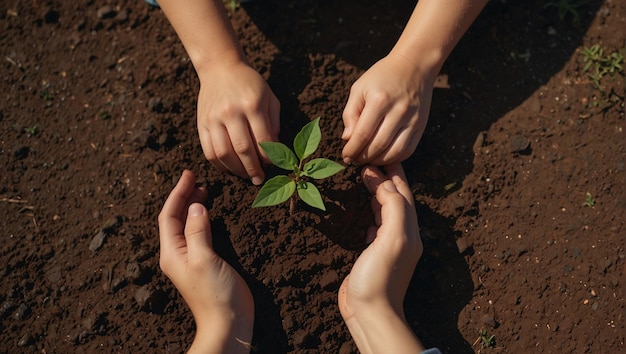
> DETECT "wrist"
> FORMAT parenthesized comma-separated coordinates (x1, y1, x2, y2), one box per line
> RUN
(194, 53, 248, 84)
(190, 309, 254, 354)
(343, 303, 424, 354)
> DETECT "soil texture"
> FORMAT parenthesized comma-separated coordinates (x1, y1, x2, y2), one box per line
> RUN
(1, 0, 624, 353)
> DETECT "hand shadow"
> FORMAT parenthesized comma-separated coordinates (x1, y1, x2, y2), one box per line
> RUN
(405, 203, 475, 353)
(210, 217, 290, 353)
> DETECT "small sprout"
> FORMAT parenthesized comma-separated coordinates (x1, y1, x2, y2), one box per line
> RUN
(480, 328, 496, 348)
(24, 125, 38, 136)
(252, 117, 344, 213)
(99, 111, 111, 120)
(444, 182, 457, 191)
(544, 0, 588, 22)
(40, 90, 54, 101)
(582, 192, 595, 207)
(580, 44, 625, 90)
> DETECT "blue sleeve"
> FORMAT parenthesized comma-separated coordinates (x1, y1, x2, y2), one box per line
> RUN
(420, 349, 442, 354)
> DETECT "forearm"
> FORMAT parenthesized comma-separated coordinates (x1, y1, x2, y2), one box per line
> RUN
(157, 0, 246, 75)
(344, 303, 424, 354)
(391, 0, 489, 74)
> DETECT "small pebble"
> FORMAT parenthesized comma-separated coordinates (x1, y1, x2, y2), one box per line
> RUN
(89, 230, 106, 252)
(96, 6, 115, 19)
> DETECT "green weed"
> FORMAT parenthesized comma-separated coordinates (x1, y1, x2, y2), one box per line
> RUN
(480, 328, 496, 348)
(582, 192, 596, 207)
(544, 0, 588, 22)
(580, 44, 624, 89)
(24, 125, 38, 136)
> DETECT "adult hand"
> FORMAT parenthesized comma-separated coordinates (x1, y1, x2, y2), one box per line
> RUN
(341, 54, 434, 165)
(158, 170, 254, 353)
(338, 163, 424, 354)
(197, 60, 280, 185)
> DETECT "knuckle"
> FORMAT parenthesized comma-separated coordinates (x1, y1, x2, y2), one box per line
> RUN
(240, 98, 261, 114)
(232, 140, 253, 155)
(368, 90, 391, 106)
(213, 146, 230, 160)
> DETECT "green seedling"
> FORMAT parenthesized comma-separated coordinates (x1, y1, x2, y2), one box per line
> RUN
(480, 328, 496, 348)
(99, 111, 111, 120)
(24, 125, 38, 136)
(40, 90, 53, 101)
(582, 192, 595, 207)
(544, 0, 587, 22)
(252, 117, 344, 213)
(580, 44, 624, 89)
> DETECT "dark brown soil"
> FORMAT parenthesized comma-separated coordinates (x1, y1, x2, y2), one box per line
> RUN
(1, 0, 624, 353)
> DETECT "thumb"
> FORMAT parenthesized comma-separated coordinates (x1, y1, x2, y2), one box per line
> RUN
(183, 203, 214, 259)
(373, 180, 408, 245)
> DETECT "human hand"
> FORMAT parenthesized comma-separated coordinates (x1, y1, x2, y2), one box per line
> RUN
(158, 170, 254, 353)
(197, 60, 280, 185)
(341, 53, 435, 165)
(338, 163, 424, 354)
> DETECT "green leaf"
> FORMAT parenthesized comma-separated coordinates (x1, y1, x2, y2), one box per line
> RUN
(303, 158, 345, 179)
(258, 142, 298, 172)
(294, 117, 321, 160)
(297, 181, 325, 211)
(252, 176, 296, 207)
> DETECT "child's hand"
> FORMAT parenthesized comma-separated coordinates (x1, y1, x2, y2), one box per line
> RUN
(197, 61, 280, 186)
(338, 163, 424, 354)
(158, 170, 254, 353)
(341, 54, 434, 165)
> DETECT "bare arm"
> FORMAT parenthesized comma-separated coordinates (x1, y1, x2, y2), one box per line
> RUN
(157, 0, 246, 71)
(342, 0, 489, 165)
(157, 0, 280, 185)
(391, 0, 489, 75)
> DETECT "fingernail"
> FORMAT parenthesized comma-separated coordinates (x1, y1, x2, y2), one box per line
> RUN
(188, 203, 203, 217)
(383, 180, 398, 192)
(343, 157, 352, 165)
(252, 176, 263, 186)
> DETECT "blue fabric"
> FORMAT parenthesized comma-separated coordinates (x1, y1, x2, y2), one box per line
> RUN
(144, 0, 159, 7)
(420, 349, 442, 354)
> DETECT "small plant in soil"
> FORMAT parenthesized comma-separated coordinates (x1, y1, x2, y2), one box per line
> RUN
(252, 117, 344, 213)
(24, 125, 38, 136)
(582, 192, 596, 207)
(580, 44, 624, 89)
(544, 0, 588, 22)
(479, 328, 495, 348)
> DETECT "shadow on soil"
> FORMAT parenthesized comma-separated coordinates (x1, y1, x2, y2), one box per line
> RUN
(212, 218, 290, 352)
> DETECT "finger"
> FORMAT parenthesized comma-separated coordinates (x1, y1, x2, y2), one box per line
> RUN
(369, 129, 420, 166)
(227, 118, 266, 185)
(211, 125, 247, 178)
(362, 166, 384, 226)
(361, 165, 386, 194)
(382, 163, 413, 207)
(371, 195, 382, 226)
(268, 93, 281, 139)
(189, 187, 209, 206)
(158, 170, 197, 249)
(258, 94, 281, 165)
(199, 131, 229, 173)
(183, 203, 215, 260)
(342, 90, 364, 141)
(357, 118, 402, 164)
(342, 101, 389, 164)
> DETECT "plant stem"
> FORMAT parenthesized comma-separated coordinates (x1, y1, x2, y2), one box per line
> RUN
(289, 195, 296, 215)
